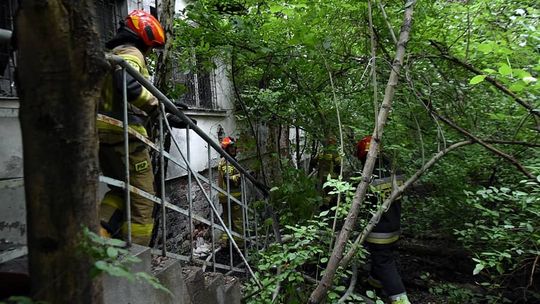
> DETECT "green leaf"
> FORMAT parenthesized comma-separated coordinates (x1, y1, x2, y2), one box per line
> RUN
(477, 43, 492, 54)
(473, 263, 485, 275)
(509, 81, 526, 92)
(469, 75, 487, 85)
(498, 64, 512, 76)
(105, 238, 126, 247)
(335, 285, 346, 291)
(107, 247, 119, 258)
(366, 290, 375, 298)
(95, 260, 108, 271)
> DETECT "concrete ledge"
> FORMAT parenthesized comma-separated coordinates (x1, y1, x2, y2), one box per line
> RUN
(154, 258, 191, 304)
(183, 266, 205, 302)
(224, 276, 242, 304)
(103, 244, 153, 304)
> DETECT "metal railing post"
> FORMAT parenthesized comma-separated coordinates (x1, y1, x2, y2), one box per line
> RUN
(159, 104, 167, 256)
(101, 56, 269, 288)
(241, 175, 248, 257)
(187, 125, 193, 259)
(122, 67, 132, 246)
(208, 145, 216, 272)
(226, 160, 233, 269)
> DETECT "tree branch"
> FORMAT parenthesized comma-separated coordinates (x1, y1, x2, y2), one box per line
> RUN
(339, 140, 473, 268)
(308, 2, 417, 302)
(423, 100, 536, 180)
(430, 41, 540, 119)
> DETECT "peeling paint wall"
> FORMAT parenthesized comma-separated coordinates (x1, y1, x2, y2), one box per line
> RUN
(0, 98, 26, 251)
(0, 179, 26, 246)
(0, 99, 22, 179)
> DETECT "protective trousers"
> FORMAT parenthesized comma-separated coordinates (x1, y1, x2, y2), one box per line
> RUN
(219, 194, 244, 246)
(99, 135, 155, 246)
(367, 242, 407, 299)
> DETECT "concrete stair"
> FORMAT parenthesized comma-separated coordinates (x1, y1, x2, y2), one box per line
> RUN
(182, 266, 242, 304)
(103, 245, 242, 304)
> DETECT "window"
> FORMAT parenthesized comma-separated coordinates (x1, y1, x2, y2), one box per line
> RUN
(172, 54, 218, 110)
(0, 0, 16, 97)
(94, 0, 122, 47)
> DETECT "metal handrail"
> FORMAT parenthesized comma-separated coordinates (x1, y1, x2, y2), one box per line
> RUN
(106, 54, 269, 196)
(100, 54, 269, 288)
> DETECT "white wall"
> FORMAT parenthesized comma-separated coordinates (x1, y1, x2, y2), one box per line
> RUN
(166, 60, 238, 180)
(122, 1, 244, 180)
(128, 0, 187, 14)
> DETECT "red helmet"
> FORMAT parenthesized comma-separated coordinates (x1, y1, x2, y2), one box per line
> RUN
(356, 136, 372, 160)
(125, 10, 165, 48)
(221, 137, 236, 149)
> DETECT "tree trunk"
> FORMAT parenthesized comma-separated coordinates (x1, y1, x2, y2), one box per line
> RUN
(155, 0, 174, 94)
(308, 1, 417, 302)
(16, 1, 107, 303)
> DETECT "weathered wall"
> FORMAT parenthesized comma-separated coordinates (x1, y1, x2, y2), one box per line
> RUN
(0, 99, 22, 179)
(0, 98, 26, 255)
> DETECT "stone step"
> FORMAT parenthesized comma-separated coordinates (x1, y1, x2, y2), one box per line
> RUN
(103, 243, 154, 304)
(203, 272, 225, 304)
(223, 276, 242, 304)
(152, 256, 190, 304)
(183, 265, 241, 304)
(182, 266, 204, 303)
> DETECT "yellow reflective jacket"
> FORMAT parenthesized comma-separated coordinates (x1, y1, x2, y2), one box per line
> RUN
(218, 158, 242, 199)
(98, 45, 158, 138)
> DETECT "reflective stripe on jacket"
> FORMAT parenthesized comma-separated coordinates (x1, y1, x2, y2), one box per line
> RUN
(366, 158, 405, 244)
(218, 158, 242, 199)
(98, 45, 157, 138)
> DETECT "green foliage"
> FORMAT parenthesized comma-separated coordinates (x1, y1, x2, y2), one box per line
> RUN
(420, 272, 511, 303)
(172, 0, 540, 302)
(80, 227, 171, 295)
(455, 183, 540, 283)
(244, 211, 368, 303)
(269, 162, 321, 223)
(0, 297, 47, 304)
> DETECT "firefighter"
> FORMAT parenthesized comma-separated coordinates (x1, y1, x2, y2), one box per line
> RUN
(356, 136, 411, 304)
(98, 10, 165, 246)
(217, 136, 243, 247)
(313, 136, 342, 208)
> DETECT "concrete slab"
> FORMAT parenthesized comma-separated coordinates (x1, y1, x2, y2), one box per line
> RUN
(204, 272, 225, 304)
(103, 244, 154, 304)
(183, 266, 208, 303)
(154, 258, 191, 304)
(223, 276, 242, 304)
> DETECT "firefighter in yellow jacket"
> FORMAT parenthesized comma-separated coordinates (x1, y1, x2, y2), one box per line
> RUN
(98, 10, 165, 245)
(218, 137, 243, 247)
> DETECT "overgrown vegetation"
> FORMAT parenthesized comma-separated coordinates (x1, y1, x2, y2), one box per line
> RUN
(170, 0, 539, 302)
(80, 227, 171, 295)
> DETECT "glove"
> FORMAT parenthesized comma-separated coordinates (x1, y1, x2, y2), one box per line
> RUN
(166, 113, 197, 129)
